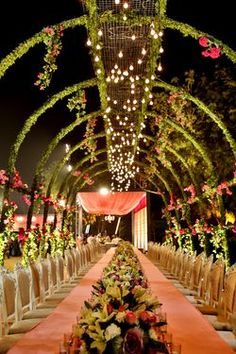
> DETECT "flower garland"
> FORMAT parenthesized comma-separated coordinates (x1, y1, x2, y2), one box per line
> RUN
(38, 226, 50, 258)
(199, 36, 221, 59)
(20, 229, 39, 267)
(34, 25, 64, 90)
(50, 228, 64, 257)
(0, 232, 7, 265)
(67, 90, 87, 117)
(183, 184, 196, 204)
(0, 169, 9, 186)
(81, 118, 98, 163)
(1, 199, 17, 236)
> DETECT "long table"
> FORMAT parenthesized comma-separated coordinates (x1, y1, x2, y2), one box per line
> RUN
(8, 248, 235, 354)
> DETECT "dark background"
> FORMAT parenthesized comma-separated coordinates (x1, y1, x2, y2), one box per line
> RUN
(0, 0, 234, 175)
(0, 0, 235, 237)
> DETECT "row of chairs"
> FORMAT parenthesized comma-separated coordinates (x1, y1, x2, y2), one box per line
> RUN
(147, 242, 236, 351)
(0, 241, 103, 353)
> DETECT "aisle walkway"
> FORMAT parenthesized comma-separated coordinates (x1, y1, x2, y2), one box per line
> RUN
(135, 249, 235, 354)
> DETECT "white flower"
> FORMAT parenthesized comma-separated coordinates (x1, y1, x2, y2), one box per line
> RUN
(104, 323, 121, 341)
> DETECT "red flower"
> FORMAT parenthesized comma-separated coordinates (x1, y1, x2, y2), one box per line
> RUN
(209, 47, 221, 59)
(107, 303, 113, 315)
(123, 328, 143, 354)
(199, 36, 209, 47)
(118, 305, 126, 312)
(125, 311, 137, 325)
(139, 311, 149, 323)
(18, 228, 26, 242)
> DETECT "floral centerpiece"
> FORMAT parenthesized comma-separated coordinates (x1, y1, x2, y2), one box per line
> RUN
(68, 242, 169, 353)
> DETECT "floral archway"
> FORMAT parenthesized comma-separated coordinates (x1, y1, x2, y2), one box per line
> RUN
(0, 0, 235, 267)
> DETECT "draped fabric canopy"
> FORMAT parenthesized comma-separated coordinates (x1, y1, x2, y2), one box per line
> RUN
(76, 192, 146, 215)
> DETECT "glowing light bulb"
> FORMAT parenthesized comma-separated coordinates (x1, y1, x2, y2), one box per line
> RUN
(118, 51, 123, 58)
(86, 39, 91, 46)
(123, 2, 129, 9)
(141, 48, 146, 55)
(98, 30, 103, 36)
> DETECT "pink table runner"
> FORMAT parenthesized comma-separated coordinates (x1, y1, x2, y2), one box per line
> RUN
(135, 249, 235, 354)
(8, 249, 114, 354)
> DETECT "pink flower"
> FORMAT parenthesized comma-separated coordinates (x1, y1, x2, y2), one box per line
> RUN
(202, 183, 210, 192)
(22, 195, 31, 206)
(73, 170, 81, 177)
(44, 27, 55, 35)
(199, 36, 209, 47)
(209, 47, 221, 59)
(11, 170, 25, 189)
(201, 50, 210, 57)
(0, 169, 9, 185)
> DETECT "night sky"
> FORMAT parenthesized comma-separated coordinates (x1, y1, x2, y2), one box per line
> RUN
(0, 0, 234, 188)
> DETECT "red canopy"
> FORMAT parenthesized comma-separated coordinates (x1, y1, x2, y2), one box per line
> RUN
(76, 192, 146, 215)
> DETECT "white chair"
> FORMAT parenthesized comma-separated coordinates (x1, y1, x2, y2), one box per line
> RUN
(195, 257, 225, 315)
(0, 267, 41, 347)
(14, 262, 53, 320)
(204, 267, 236, 331)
